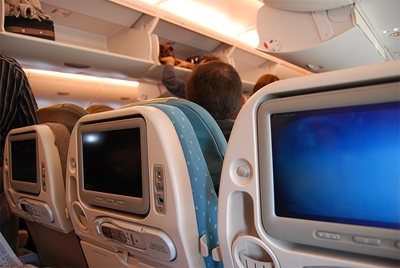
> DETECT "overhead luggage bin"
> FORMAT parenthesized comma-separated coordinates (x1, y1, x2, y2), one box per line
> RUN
(256, 1, 391, 72)
(0, 0, 311, 92)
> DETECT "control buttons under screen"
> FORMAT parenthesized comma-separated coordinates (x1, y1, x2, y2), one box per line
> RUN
(353, 236, 381, 246)
(105, 198, 114, 204)
(315, 231, 341, 240)
(116, 200, 126, 206)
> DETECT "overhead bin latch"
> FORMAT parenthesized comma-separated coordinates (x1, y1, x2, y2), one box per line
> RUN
(311, 10, 335, 42)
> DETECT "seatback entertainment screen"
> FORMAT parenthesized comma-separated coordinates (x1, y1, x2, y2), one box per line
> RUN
(270, 101, 400, 229)
(11, 139, 37, 184)
(82, 127, 143, 198)
(78, 117, 149, 215)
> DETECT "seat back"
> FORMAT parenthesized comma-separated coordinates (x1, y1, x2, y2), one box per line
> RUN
(37, 103, 88, 133)
(66, 101, 225, 267)
(217, 61, 400, 268)
(3, 123, 87, 267)
(148, 103, 222, 267)
(124, 98, 227, 193)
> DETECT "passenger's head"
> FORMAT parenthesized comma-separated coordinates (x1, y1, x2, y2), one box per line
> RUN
(185, 61, 243, 120)
(251, 74, 279, 96)
(86, 104, 114, 114)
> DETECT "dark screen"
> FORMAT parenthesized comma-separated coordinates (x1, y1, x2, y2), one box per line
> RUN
(11, 139, 37, 183)
(270, 101, 400, 229)
(82, 127, 143, 198)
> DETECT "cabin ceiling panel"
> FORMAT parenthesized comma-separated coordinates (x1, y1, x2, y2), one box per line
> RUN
(355, 0, 400, 61)
(154, 20, 223, 52)
(157, 0, 263, 37)
(186, 0, 263, 35)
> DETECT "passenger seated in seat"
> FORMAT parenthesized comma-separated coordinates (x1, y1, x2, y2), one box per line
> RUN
(0, 51, 39, 253)
(185, 61, 244, 141)
(251, 74, 280, 96)
(86, 104, 114, 114)
(161, 54, 221, 99)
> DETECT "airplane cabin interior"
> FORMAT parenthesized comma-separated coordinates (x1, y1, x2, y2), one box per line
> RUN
(0, 0, 399, 267)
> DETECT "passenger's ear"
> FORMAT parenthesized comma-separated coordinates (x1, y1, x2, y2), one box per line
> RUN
(242, 95, 247, 106)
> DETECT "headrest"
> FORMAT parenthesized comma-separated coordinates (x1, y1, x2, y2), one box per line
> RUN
(163, 99, 227, 192)
(43, 123, 70, 184)
(37, 103, 88, 133)
(121, 97, 178, 108)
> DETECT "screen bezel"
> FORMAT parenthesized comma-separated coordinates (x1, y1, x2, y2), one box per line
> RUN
(9, 132, 40, 195)
(77, 117, 149, 215)
(257, 81, 400, 258)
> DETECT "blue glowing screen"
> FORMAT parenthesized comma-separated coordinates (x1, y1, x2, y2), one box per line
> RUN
(271, 102, 400, 229)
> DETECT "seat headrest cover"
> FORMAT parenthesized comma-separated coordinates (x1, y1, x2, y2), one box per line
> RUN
(43, 123, 70, 184)
(164, 99, 227, 193)
(149, 103, 222, 267)
(121, 97, 178, 108)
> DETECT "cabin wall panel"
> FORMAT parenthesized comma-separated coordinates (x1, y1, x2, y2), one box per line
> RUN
(138, 82, 164, 101)
(95, 83, 139, 109)
(27, 73, 101, 108)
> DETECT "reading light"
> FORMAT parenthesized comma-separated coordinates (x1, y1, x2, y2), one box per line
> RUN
(306, 64, 323, 71)
(389, 27, 400, 37)
(51, 8, 71, 17)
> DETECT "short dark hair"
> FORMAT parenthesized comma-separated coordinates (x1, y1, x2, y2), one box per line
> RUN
(185, 61, 242, 120)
